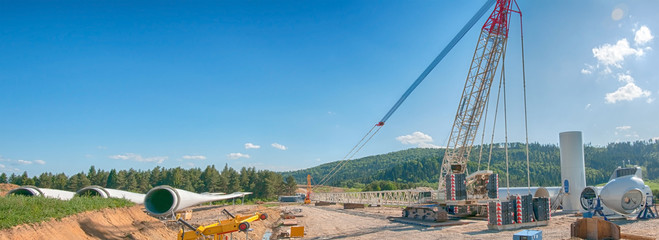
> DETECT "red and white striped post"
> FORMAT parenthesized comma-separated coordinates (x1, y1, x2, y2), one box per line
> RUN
(516, 195, 523, 223)
(450, 174, 456, 201)
(496, 202, 503, 225)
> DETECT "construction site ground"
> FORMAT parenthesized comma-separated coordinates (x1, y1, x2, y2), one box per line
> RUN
(2, 198, 659, 239)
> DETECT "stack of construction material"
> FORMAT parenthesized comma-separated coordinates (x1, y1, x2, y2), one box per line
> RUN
(514, 194, 534, 223)
(488, 200, 515, 225)
(486, 174, 499, 199)
(532, 197, 550, 221)
(445, 174, 467, 201)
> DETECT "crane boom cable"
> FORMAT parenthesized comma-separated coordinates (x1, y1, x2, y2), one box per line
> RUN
(487, 69, 504, 171)
(476, 87, 493, 172)
(377, 0, 496, 125)
(315, 0, 497, 188)
(315, 125, 377, 187)
(518, 9, 532, 194)
(502, 57, 510, 196)
(316, 126, 383, 188)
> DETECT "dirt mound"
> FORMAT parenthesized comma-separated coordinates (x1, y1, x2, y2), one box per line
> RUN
(0, 205, 175, 240)
(0, 183, 19, 197)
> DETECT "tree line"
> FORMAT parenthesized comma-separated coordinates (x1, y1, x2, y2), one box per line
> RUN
(283, 140, 659, 190)
(0, 164, 298, 201)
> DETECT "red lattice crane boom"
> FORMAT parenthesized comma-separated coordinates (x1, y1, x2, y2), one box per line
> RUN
(438, 0, 519, 196)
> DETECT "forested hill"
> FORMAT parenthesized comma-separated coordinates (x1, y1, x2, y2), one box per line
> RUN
(282, 140, 659, 189)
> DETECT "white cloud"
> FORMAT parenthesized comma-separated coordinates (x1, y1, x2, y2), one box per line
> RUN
(616, 126, 631, 131)
(396, 131, 442, 148)
(271, 143, 287, 150)
(17, 160, 32, 165)
(182, 155, 206, 160)
(34, 160, 46, 165)
(634, 26, 654, 45)
(109, 153, 167, 164)
(0, 164, 20, 172)
(97, 146, 107, 150)
(592, 38, 643, 68)
(245, 143, 261, 149)
(617, 73, 634, 83)
(580, 69, 592, 75)
(605, 82, 652, 103)
(227, 153, 250, 159)
(585, 104, 592, 110)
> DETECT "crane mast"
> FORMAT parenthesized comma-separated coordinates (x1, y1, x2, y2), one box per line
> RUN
(439, 0, 514, 195)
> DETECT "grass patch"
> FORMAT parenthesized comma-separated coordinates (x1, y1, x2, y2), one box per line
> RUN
(0, 196, 134, 229)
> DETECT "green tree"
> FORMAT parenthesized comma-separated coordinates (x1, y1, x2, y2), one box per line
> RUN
(0, 173, 7, 183)
(20, 171, 35, 186)
(53, 173, 68, 189)
(8, 173, 18, 185)
(66, 174, 79, 191)
(87, 166, 97, 183)
(284, 176, 297, 195)
(201, 165, 220, 192)
(125, 170, 138, 192)
(37, 173, 53, 188)
(166, 168, 185, 188)
(77, 172, 91, 189)
(227, 170, 241, 193)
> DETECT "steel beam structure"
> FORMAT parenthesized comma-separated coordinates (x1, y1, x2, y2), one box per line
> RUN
(312, 190, 442, 206)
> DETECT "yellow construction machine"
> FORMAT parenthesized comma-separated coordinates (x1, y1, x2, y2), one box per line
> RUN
(177, 209, 268, 240)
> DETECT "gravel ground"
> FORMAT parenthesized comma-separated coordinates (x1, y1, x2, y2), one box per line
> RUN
(282, 204, 659, 239)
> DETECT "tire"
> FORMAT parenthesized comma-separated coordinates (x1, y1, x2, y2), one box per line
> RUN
(238, 222, 250, 232)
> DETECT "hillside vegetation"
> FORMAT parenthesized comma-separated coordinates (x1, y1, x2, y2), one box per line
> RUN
(283, 140, 659, 189)
(0, 196, 134, 229)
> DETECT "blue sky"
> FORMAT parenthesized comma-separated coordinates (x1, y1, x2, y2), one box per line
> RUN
(1, 1, 657, 176)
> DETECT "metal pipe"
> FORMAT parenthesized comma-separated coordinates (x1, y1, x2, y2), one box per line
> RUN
(76, 185, 146, 204)
(143, 185, 252, 216)
(7, 186, 75, 200)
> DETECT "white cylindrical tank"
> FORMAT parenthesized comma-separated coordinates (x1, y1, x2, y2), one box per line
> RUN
(559, 131, 587, 212)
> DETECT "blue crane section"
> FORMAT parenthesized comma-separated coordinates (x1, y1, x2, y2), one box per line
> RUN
(377, 0, 495, 126)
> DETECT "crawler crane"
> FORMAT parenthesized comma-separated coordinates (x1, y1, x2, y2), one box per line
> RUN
(403, 0, 521, 220)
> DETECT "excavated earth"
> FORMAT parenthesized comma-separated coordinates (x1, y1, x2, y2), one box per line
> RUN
(0, 205, 175, 240)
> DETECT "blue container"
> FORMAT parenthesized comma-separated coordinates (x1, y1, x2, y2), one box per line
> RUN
(513, 230, 542, 240)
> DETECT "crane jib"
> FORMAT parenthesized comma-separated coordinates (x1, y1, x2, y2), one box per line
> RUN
(376, 0, 496, 126)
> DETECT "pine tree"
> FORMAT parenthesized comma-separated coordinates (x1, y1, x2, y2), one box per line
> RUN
(20, 171, 34, 186)
(78, 173, 91, 189)
(125, 173, 138, 192)
(53, 173, 68, 189)
(284, 176, 297, 195)
(8, 173, 17, 185)
(87, 166, 97, 182)
(227, 170, 241, 193)
(37, 173, 53, 188)
(106, 169, 118, 188)
(201, 165, 220, 192)
(66, 174, 79, 191)
(0, 173, 7, 183)
(167, 168, 185, 189)
(115, 170, 127, 189)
